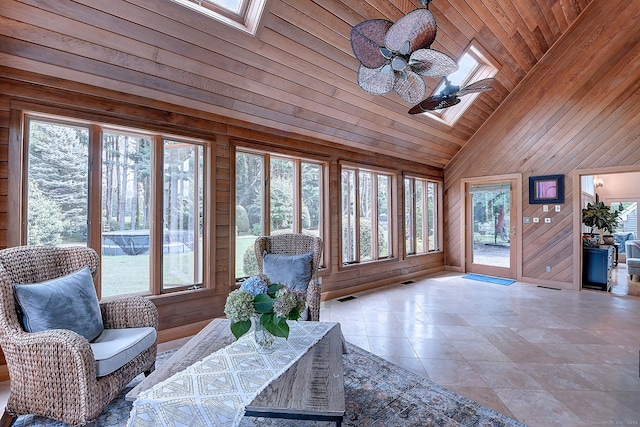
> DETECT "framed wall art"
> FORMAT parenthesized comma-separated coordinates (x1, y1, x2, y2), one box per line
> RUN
(529, 174, 564, 204)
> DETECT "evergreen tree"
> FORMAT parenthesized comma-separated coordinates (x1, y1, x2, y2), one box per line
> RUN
(28, 121, 88, 242)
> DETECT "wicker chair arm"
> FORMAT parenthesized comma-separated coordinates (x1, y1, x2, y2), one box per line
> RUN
(306, 279, 321, 321)
(3, 329, 100, 422)
(100, 295, 158, 329)
(5, 329, 96, 388)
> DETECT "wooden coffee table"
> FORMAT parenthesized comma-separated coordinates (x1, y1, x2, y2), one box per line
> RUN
(126, 318, 346, 426)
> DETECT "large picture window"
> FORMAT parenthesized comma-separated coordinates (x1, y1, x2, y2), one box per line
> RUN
(341, 164, 394, 264)
(405, 176, 440, 255)
(235, 148, 325, 279)
(23, 115, 210, 298)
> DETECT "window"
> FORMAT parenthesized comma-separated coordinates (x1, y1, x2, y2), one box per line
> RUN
(422, 43, 498, 126)
(405, 176, 440, 255)
(235, 148, 325, 279)
(341, 164, 394, 264)
(24, 115, 210, 298)
(171, 0, 268, 35)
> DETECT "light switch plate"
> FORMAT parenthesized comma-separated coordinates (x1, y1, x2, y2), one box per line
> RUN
(533, 217, 539, 223)
(545, 218, 551, 223)
(555, 205, 561, 212)
(543, 205, 549, 212)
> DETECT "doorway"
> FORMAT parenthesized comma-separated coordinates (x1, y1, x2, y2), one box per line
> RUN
(575, 169, 640, 294)
(463, 177, 519, 279)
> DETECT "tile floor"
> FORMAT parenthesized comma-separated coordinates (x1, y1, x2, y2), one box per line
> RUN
(1, 265, 639, 426)
(319, 264, 640, 427)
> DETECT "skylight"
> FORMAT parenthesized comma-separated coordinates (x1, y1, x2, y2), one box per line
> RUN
(205, 0, 245, 14)
(423, 43, 498, 126)
(433, 53, 479, 98)
(171, 0, 267, 35)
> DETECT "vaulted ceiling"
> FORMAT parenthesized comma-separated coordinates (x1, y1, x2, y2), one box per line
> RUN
(0, 0, 593, 168)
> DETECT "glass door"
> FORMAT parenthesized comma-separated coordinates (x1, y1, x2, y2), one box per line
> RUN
(465, 180, 516, 278)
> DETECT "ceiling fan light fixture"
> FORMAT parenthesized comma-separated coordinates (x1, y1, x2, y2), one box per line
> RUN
(357, 64, 395, 95)
(408, 77, 495, 114)
(391, 56, 408, 71)
(350, 1, 459, 107)
(394, 72, 427, 104)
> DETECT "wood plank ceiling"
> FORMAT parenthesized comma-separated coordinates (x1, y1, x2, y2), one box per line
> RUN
(0, 0, 592, 169)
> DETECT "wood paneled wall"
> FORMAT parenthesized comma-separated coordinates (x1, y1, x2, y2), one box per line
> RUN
(444, 0, 640, 289)
(0, 66, 445, 330)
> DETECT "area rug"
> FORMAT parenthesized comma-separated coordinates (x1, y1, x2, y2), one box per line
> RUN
(14, 343, 526, 427)
(462, 273, 515, 286)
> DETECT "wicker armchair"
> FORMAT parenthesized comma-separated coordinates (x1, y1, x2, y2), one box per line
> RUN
(0, 246, 158, 426)
(254, 234, 324, 321)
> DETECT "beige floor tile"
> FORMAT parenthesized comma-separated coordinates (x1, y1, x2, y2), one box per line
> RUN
(367, 336, 417, 358)
(449, 340, 511, 362)
(494, 389, 584, 427)
(379, 355, 429, 378)
(492, 340, 564, 363)
(467, 360, 543, 389)
(408, 338, 465, 360)
(550, 390, 640, 425)
(420, 357, 488, 388)
(448, 386, 516, 419)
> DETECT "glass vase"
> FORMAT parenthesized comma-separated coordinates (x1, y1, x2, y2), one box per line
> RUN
(253, 317, 276, 354)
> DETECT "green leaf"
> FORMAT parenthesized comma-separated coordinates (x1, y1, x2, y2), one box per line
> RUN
(268, 282, 284, 296)
(230, 319, 251, 339)
(287, 307, 301, 320)
(262, 313, 290, 338)
(254, 293, 275, 313)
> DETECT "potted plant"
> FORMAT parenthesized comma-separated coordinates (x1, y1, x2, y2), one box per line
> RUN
(581, 201, 622, 246)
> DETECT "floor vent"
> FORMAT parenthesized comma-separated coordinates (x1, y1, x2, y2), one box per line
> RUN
(338, 296, 357, 302)
(401, 280, 415, 285)
(537, 285, 561, 290)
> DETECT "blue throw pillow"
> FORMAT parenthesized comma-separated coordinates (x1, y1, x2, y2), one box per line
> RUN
(263, 252, 313, 292)
(13, 266, 104, 342)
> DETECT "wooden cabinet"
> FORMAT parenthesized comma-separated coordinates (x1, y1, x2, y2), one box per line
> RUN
(582, 246, 615, 291)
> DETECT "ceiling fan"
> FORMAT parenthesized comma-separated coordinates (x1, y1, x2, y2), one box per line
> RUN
(350, 0, 458, 105)
(407, 77, 495, 114)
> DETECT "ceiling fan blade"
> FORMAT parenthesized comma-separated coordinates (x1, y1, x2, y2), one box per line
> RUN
(394, 70, 426, 104)
(357, 64, 395, 95)
(456, 78, 496, 96)
(385, 9, 437, 52)
(350, 19, 393, 69)
(408, 96, 461, 114)
(409, 49, 459, 77)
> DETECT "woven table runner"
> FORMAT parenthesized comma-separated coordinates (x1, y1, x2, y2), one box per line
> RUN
(127, 321, 338, 427)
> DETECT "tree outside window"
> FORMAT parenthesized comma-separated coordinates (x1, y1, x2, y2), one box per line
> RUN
(341, 165, 393, 264)
(405, 176, 439, 255)
(235, 149, 325, 279)
(25, 117, 208, 298)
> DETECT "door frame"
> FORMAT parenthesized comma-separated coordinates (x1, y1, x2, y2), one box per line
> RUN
(572, 165, 640, 291)
(460, 174, 523, 280)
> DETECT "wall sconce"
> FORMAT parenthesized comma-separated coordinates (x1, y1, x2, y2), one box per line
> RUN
(593, 177, 604, 188)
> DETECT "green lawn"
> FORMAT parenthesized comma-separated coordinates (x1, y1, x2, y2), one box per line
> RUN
(236, 235, 258, 277)
(101, 252, 197, 298)
(99, 234, 258, 297)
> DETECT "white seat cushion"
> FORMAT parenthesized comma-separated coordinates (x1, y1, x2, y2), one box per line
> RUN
(627, 258, 640, 268)
(90, 327, 156, 377)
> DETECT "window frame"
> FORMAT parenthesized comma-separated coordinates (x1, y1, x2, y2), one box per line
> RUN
(404, 174, 443, 256)
(233, 144, 329, 280)
(170, 0, 269, 35)
(339, 161, 397, 266)
(12, 110, 214, 299)
(422, 42, 498, 126)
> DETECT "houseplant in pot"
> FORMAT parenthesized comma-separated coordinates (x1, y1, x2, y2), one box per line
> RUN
(581, 201, 622, 247)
